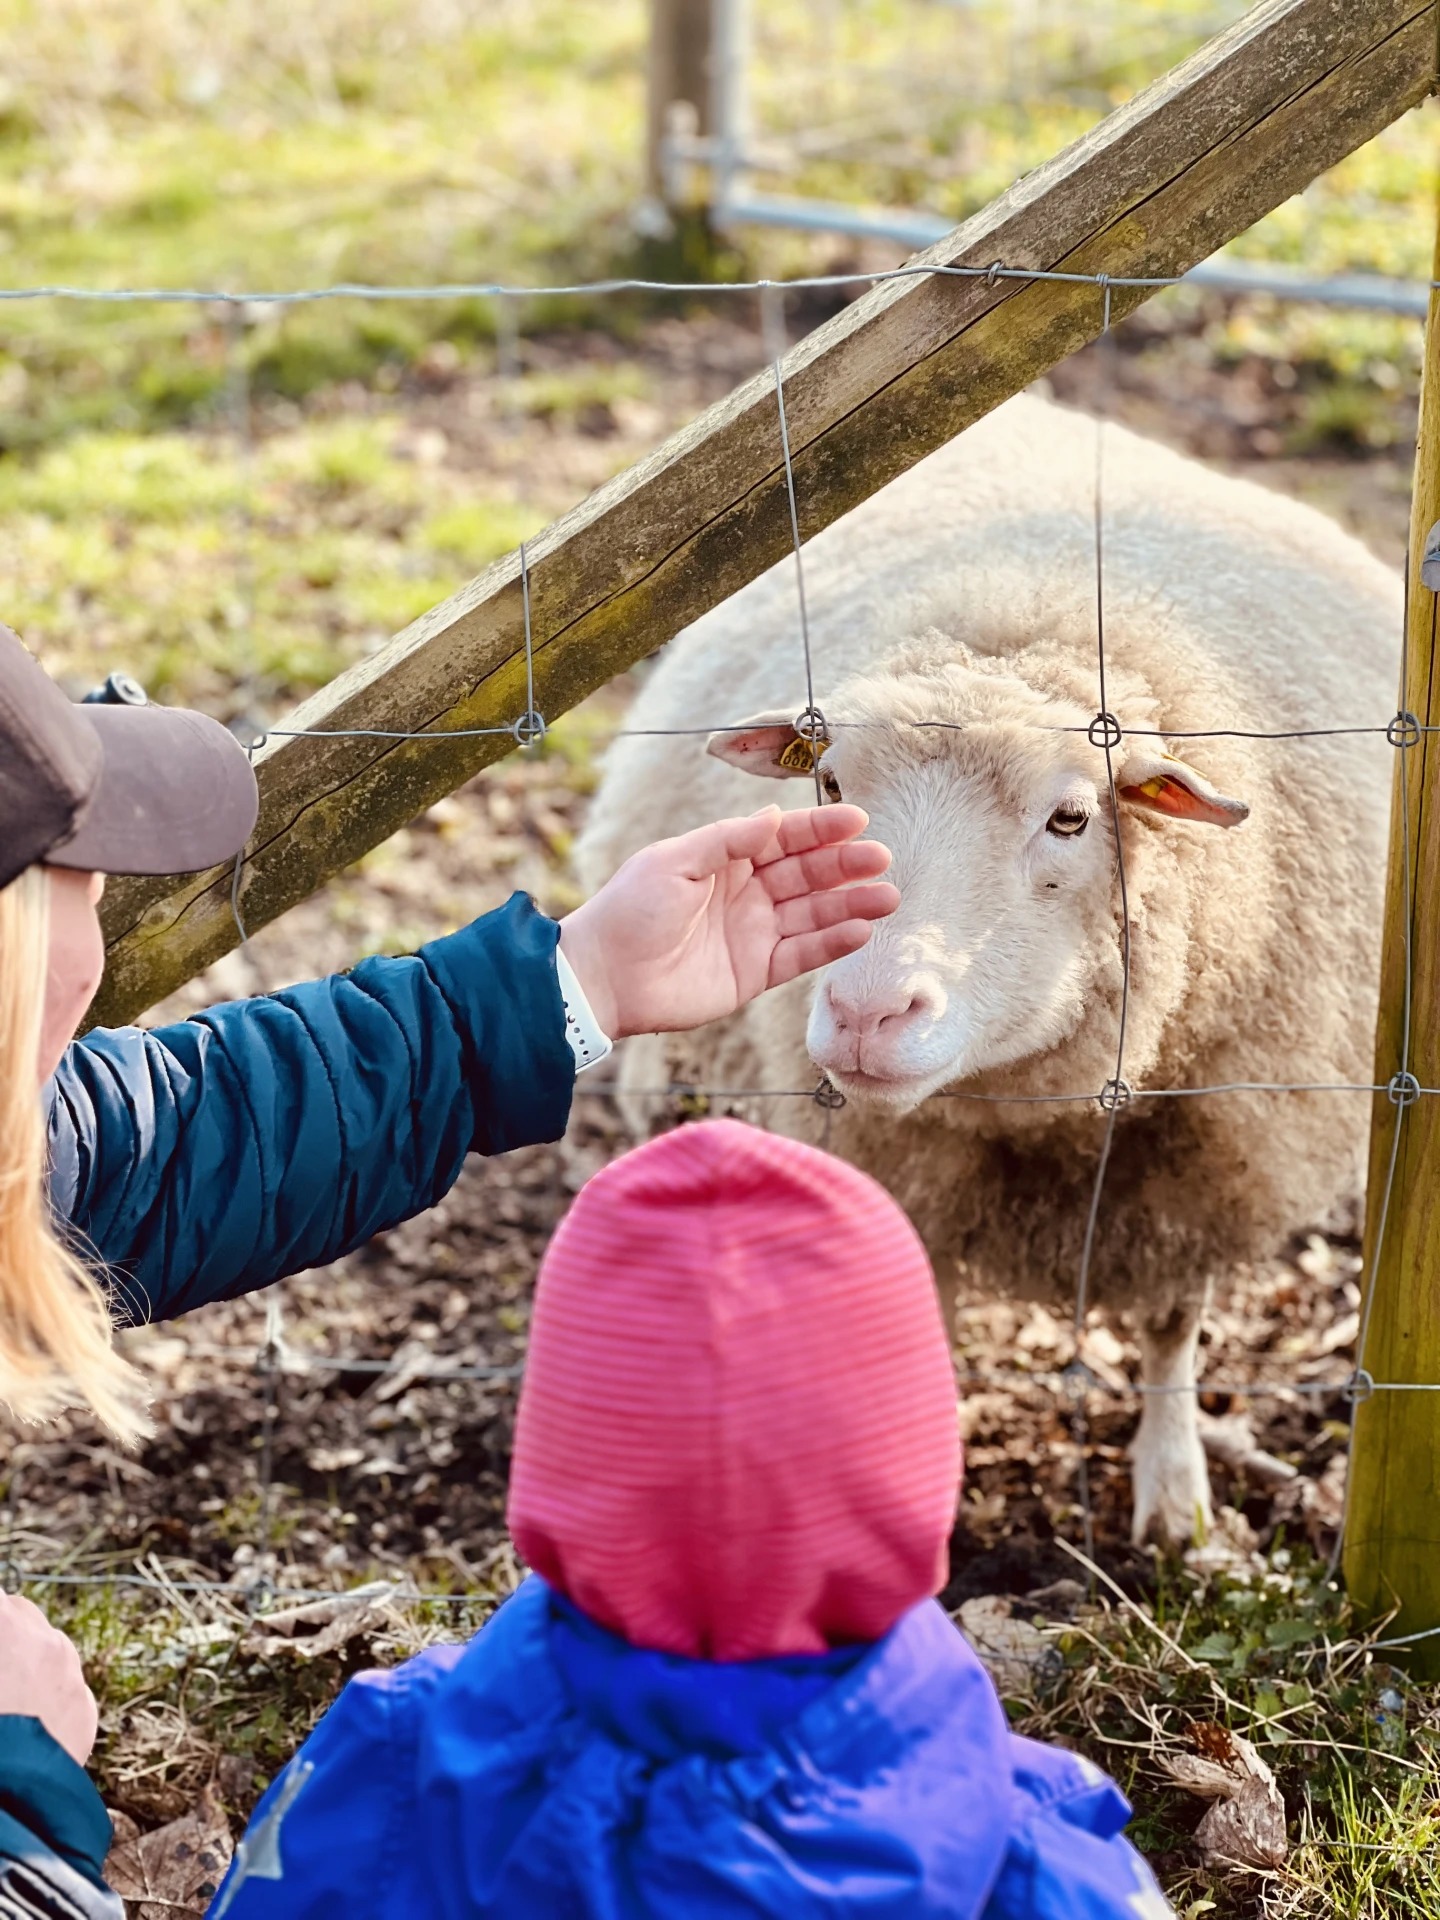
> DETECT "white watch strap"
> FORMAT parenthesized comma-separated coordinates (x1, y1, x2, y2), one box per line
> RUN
(555, 945, 614, 1073)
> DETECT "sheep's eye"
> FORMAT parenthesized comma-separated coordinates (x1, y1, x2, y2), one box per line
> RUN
(1046, 805, 1089, 837)
(821, 768, 843, 803)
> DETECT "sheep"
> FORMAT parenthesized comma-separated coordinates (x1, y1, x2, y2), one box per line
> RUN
(575, 392, 1401, 1547)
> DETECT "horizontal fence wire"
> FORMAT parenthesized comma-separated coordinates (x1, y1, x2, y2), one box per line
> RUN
(6, 250, 1434, 1641)
(0, 263, 1438, 307)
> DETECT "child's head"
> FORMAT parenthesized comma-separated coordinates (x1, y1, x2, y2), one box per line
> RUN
(508, 1118, 960, 1660)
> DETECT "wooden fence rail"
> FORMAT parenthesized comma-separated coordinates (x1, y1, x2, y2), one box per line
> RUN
(93, 0, 1435, 1028)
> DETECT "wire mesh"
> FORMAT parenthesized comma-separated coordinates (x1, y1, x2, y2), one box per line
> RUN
(3, 251, 1435, 1650)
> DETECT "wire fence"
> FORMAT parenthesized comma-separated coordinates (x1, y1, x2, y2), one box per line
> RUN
(2, 251, 1434, 1641)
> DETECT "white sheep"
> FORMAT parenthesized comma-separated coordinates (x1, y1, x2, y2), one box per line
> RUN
(576, 392, 1401, 1547)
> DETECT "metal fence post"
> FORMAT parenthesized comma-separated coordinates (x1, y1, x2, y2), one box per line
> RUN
(1343, 211, 1440, 1672)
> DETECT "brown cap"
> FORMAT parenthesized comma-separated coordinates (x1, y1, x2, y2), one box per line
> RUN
(0, 626, 259, 892)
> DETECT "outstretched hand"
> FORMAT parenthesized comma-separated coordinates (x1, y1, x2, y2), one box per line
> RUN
(558, 805, 897, 1040)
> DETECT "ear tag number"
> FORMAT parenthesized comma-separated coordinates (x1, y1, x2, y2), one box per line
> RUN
(779, 736, 818, 773)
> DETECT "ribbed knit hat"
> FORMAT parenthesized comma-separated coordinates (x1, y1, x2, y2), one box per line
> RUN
(508, 1119, 960, 1660)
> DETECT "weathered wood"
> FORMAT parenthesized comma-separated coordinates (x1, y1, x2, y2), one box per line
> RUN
(93, 0, 1436, 1028)
(1344, 207, 1440, 1674)
(647, 0, 713, 201)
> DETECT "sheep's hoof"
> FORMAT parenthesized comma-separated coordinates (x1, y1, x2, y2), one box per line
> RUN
(1130, 1443, 1213, 1550)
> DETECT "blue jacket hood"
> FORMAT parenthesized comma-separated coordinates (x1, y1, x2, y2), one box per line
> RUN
(211, 1576, 1171, 1919)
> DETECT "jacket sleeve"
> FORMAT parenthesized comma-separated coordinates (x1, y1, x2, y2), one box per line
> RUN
(46, 893, 576, 1327)
(208, 1646, 464, 1920)
(0, 1719, 124, 1920)
(980, 1736, 1174, 1920)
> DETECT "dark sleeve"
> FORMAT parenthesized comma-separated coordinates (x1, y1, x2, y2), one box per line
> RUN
(47, 893, 576, 1327)
(0, 1718, 123, 1920)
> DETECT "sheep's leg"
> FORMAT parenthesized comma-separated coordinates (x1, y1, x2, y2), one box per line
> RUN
(935, 1264, 961, 1351)
(1130, 1294, 1212, 1548)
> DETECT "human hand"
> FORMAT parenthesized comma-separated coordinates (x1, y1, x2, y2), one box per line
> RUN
(558, 805, 898, 1040)
(0, 1594, 98, 1766)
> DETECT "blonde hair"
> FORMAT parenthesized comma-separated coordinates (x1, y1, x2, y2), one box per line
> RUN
(0, 867, 150, 1441)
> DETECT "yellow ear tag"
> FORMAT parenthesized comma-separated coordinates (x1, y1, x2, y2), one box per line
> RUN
(779, 735, 819, 773)
(1139, 776, 1171, 799)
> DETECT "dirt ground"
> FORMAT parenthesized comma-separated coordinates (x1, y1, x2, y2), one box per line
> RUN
(4, 301, 1415, 1898)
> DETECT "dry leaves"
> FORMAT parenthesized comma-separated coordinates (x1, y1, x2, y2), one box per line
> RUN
(106, 1795, 234, 1918)
(101, 1703, 222, 1826)
(1160, 1722, 1288, 1870)
(242, 1575, 420, 1660)
(955, 1595, 1060, 1696)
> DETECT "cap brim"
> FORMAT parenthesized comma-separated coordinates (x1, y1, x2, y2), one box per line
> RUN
(46, 706, 259, 877)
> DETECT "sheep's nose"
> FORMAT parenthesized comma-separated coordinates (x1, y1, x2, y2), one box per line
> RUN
(825, 980, 932, 1040)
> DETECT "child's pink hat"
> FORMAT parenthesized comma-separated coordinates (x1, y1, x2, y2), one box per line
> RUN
(507, 1119, 960, 1660)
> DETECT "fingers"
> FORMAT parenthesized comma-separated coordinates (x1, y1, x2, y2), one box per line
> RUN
(759, 838, 892, 903)
(664, 806, 880, 884)
(774, 881, 899, 936)
(667, 809, 784, 880)
(764, 804, 872, 855)
(768, 917, 880, 987)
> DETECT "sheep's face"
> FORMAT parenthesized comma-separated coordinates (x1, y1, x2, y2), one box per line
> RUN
(708, 658, 1247, 1113)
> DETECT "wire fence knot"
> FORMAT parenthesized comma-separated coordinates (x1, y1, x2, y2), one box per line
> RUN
(984, 260, 1004, 288)
(1344, 1367, 1376, 1406)
(811, 1078, 846, 1111)
(1097, 1077, 1132, 1114)
(1386, 710, 1421, 750)
(243, 1573, 276, 1617)
(0, 1561, 21, 1595)
(1087, 711, 1122, 751)
(1060, 1357, 1101, 1398)
(511, 710, 547, 747)
(1388, 1071, 1421, 1110)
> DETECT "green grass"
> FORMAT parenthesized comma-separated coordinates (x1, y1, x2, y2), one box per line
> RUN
(0, 414, 548, 716)
(0, 0, 1431, 454)
(1010, 1544, 1440, 1918)
(0, 0, 1431, 712)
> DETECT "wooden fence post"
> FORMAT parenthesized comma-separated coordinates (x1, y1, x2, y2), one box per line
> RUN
(647, 0, 714, 206)
(1343, 207, 1440, 1673)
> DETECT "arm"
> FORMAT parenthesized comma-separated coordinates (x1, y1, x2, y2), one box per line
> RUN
(48, 893, 575, 1326)
(49, 806, 897, 1328)
(981, 1736, 1174, 1920)
(0, 1600, 121, 1920)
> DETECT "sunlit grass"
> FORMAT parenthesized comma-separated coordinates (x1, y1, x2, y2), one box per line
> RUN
(0, 415, 549, 713)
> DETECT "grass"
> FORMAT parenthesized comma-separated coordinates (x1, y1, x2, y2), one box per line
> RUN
(36, 1534, 1440, 1916)
(0, 0, 1432, 711)
(1006, 1544, 1440, 1918)
(0, 412, 549, 718)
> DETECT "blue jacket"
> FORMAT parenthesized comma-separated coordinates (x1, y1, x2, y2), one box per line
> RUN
(49, 892, 573, 1326)
(211, 1576, 1172, 1919)
(3, 895, 576, 1918)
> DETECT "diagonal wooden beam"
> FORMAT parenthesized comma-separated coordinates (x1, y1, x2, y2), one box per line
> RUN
(94, 0, 1435, 1026)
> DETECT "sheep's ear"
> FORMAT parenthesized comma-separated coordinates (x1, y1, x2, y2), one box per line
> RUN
(706, 712, 830, 779)
(1117, 750, 1249, 828)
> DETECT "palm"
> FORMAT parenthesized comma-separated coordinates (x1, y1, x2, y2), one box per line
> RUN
(559, 806, 898, 1040)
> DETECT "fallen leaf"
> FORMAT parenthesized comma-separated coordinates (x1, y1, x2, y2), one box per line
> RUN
(1157, 1752, 1243, 1800)
(1184, 1506, 1266, 1581)
(104, 1789, 234, 1916)
(1162, 1723, 1288, 1868)
(241, 1576, 418, 1659)
(955, 1596, 1060, 1695)
(1195, 1772, 1287, 1869)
